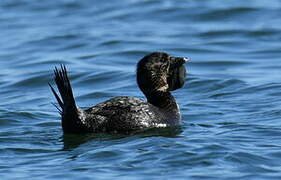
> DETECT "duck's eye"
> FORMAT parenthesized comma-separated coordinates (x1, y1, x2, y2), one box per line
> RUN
(159, 62, 169, 72)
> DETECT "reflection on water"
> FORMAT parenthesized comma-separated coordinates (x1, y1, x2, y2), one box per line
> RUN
(62, 127, 182, 150)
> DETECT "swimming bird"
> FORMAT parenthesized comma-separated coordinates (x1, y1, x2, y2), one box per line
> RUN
(49, 52, 188, 134)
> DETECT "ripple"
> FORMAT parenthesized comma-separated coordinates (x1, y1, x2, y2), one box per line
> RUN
(197, 7, 259, 21)
(192, 60, 251, 66)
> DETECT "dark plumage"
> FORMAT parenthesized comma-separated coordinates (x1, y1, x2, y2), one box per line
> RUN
(49, 52, 189, 134)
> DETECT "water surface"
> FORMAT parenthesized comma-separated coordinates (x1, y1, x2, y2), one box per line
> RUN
(1, 0, 281, 179)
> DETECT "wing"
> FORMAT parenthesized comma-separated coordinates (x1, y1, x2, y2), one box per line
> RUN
(84, 96, 159, 132)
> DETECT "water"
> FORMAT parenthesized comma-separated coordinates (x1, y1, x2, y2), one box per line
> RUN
(1, 0, 281, 179)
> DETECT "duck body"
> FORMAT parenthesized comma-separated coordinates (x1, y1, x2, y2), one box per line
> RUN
(82, 96, 179, 132)
(49, 52, 188, 134)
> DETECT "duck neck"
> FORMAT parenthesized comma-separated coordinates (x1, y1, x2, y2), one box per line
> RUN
(144, 91, 179, 114)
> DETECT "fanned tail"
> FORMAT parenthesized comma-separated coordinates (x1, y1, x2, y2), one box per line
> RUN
(49, 65, 83, 133)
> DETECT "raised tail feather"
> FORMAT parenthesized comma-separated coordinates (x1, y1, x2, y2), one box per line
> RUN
(49, 65, 82, 133)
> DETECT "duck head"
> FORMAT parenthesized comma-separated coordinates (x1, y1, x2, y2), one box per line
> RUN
(137, 52, 189, 94)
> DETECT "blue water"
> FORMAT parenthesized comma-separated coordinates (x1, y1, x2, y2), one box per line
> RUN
(1, 0, 281, 179)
